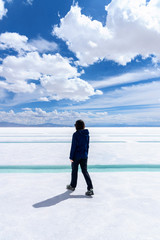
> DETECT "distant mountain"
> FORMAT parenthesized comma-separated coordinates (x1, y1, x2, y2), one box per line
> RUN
(0, 122, 71, 127)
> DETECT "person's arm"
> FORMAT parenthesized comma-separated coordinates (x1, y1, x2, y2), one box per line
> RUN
(69, 133, 77, 162)
(87, 135, 89, 154)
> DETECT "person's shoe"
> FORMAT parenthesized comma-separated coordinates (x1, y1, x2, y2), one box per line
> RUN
(66, 184, 75, 191)
(85, 189, 94, 196)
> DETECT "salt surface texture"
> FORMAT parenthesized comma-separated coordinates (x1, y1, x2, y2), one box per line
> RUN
(0, 172, 160, 240)
(0, 127, 160, 165)
(1, 127, 160, 239)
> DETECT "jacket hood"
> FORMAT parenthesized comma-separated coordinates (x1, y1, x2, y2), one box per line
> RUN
(77, 129, 89, 136)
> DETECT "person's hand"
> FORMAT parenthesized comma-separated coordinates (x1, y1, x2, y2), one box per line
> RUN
(70, 159, 74, 163)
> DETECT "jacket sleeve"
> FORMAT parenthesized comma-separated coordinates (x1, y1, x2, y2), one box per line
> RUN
(69, 133, 77, 160)
(87, 135, 89, 154)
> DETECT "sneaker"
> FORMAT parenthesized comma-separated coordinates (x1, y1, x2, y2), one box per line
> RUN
(85, 189, 94, 196)
(66, 184, 75, 191)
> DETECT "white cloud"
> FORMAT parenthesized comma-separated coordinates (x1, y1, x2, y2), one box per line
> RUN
(29, 37, 57, 53)
(109, 81, 160, 107)
(40, 75, 102, 101)
(26, 0, 33, 5)
(0, 0, 7, 20)
(0, 108, 108, 125)
(0, 107, 160, 126)
(0, 33, 102, 102)
(90, 68, 160, 89)
(0, 51, 102, 102)
(65, 80, 160, 111)
(53, 1, 160, 66)
(0, 32, 57, 54)
(0, 87, 7, 100)
(53, 5, 111, 66)
(38, 97, 49, 102)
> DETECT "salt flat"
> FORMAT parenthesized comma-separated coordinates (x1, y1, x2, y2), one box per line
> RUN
(1, 172, 160, 240)
(0, 127, 160, 165)
(1, 127, 160, 240)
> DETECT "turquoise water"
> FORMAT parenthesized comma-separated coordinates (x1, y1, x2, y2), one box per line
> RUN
(1, 164, 160, 173)
(1, 129, 160, 173)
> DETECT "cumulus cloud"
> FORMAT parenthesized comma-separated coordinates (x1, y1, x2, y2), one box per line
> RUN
(0, 51, 102, 101)
(0, 0, 7, 20)
(0, 108, 108, 125)
(0, 32, 57, 54)
(0, 32, 31, 53)
(29, 37, 57, 53)
(0, 107, 160, 126)
(53, 1, 160, 66)
(0, 32, 102, 102)
(40, 75, 102, 101)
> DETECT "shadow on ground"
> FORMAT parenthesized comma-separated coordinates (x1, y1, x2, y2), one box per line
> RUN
(33, 190, 92, 208)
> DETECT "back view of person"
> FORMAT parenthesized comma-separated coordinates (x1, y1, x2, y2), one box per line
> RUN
(66, 120, 94, 196)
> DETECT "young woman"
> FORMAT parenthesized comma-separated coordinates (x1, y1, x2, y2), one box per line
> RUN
(66, 120, 94, 196)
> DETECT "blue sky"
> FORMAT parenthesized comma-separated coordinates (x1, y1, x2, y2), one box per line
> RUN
(0, 0, 160, 126)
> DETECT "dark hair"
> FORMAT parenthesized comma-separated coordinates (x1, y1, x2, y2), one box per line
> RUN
(75, 119, 85, 130)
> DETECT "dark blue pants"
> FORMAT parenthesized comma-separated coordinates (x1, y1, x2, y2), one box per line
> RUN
(70, 158, 93, 190)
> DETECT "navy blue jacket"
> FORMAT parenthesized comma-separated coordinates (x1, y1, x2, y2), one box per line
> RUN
(69, 129, 89, 160)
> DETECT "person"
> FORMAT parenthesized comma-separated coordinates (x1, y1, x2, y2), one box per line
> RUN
(66, 120, 94, 196)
